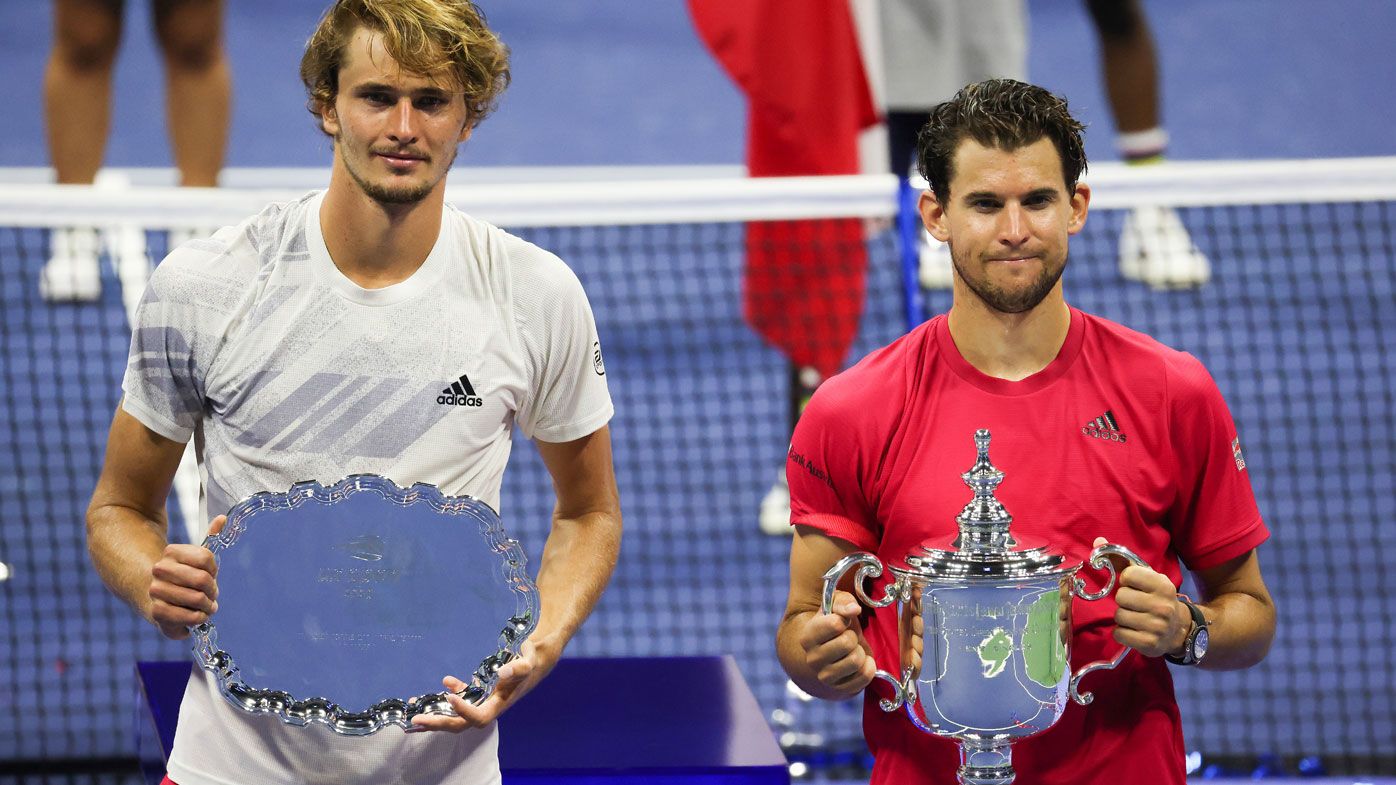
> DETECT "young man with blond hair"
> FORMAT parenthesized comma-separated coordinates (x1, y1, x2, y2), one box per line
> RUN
(85, 2, 622, 783)
(776, 79, 1275, 784)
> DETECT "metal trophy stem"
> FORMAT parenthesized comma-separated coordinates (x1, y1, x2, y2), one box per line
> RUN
(960, 740, 1015, 785)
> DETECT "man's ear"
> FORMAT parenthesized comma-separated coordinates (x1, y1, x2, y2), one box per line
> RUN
(919, 190, 951, 243)
(1068, 182, 1091, 235)
(319, 98, 341, 138)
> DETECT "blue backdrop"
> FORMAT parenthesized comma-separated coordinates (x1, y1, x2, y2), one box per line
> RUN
(0, 0, 1393, 169)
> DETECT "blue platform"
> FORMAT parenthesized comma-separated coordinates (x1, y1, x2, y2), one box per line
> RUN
(137, 656, 789, 785)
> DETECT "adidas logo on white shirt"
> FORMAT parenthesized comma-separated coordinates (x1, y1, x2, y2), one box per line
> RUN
(438, 374, 483, 407)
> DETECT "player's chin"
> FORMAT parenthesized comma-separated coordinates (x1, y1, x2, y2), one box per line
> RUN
(987, 264, 1046, 286)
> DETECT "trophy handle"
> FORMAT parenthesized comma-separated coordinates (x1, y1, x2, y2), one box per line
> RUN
(872, 667, 920, 714)
(821, 552, 903, 613)
(820, 553, 912, 713)
(1068, 543, 1151, 706)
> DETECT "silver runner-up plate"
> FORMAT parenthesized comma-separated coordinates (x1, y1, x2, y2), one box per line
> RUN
(189, 474, 537, 736)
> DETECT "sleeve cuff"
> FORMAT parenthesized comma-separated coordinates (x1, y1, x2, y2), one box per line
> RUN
(120, 394, 193, 444)
(790, 512, 879, 552)
(1184, 514, 1269, 570)
(529, 402, 614, 444)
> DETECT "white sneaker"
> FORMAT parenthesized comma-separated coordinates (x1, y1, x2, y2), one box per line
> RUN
(758, 468, 793, 536)
(39, 226, 102, 302)
(1119, 206, 1211, 289)
(108, 224, 151, 323)
(917, 229, 955, 290)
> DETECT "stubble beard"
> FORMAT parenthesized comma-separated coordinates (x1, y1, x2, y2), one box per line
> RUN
(951, 245, 1066, 315)
(339, 134, 457, 206)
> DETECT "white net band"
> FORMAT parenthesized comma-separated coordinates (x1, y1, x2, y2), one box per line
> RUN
(2, 157, 1395, 230)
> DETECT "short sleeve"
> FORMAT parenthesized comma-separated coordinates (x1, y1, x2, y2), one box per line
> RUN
(120, 256, 217, 442)
(1166, 353, 1269, 569)
(514, 252, 613, 443)
(787, 375, 882, 551)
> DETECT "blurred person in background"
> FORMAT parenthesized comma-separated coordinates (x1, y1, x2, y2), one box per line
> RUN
(883, 0, 1207, 291)
(41, 0, 231, 301)
(884, 0, 1171, 175)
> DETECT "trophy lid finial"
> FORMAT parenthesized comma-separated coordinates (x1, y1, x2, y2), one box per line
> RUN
(965, 429, 1005, 495)
(955, 429, 1013, 554)
(900, 429, 1073, 579)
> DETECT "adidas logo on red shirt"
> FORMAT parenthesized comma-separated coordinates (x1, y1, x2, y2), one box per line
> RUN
(1082, 410, 1128, 443)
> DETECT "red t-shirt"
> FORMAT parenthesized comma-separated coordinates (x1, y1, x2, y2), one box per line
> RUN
(788, 308, 1268, 785)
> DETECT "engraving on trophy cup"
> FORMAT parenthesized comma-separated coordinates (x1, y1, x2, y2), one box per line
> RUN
(823, 429, 1155, 785)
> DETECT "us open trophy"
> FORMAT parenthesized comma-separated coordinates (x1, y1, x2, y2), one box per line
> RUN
(190, 474, 537, 735)
(822, 430, 1153, 785)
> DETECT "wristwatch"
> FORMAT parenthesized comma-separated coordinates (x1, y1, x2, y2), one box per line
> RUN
(1165, 595, 1209, 666)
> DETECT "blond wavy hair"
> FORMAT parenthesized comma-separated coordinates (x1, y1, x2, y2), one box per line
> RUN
(300, 0, 510, 133)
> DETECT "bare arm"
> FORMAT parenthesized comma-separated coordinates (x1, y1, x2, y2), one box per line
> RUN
(417, 425, 622, 730)
(1104, 537, 1276, 671)
(87, 405, 221, 639)
(1185, 549, 1276, 670)
(522, 424, 624, 660)
(776, 525, 877, 701)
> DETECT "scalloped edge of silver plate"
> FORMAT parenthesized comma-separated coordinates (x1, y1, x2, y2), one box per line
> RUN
(189, 473, 538, 735)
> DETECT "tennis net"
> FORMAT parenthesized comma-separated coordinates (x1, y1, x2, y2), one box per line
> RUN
(0, 160, 1393, 779)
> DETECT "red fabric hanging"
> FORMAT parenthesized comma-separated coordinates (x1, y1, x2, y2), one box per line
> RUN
(690, 0, 879, 378)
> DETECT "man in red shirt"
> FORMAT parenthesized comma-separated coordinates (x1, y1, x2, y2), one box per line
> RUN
(775, 79, 1276, 785)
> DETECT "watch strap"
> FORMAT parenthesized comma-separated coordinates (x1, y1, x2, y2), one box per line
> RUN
(1165, 595, 1207, 666)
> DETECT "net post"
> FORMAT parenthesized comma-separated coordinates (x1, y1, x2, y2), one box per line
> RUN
(896, 176, 926, 330)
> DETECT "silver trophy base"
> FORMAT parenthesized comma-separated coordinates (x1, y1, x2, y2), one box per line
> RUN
(960, 740, 1015, 785)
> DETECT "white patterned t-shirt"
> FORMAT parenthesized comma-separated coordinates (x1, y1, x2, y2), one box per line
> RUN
(121, 190, 613, 785)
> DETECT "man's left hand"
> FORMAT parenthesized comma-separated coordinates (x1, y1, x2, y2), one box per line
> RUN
(1093, 536, 1190, 658)
(411, 640, 555, 732)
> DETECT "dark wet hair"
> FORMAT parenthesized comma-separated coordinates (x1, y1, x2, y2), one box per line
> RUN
(916, 79, 1087, 203)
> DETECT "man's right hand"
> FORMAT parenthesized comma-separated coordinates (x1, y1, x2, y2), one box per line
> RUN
(795, 588, 876, 698)
(146, 515, 225, 640)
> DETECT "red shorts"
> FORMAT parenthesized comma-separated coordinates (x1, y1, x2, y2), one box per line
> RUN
(161, 777, 179, 785)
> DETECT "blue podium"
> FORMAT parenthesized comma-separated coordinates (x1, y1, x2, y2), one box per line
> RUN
(137, 656, 789, 784)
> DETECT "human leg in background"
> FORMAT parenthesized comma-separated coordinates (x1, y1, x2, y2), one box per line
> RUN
(153, 0, 230, 189)
(1086, 0, 1210, 287)
(41, 0, 124, 301)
